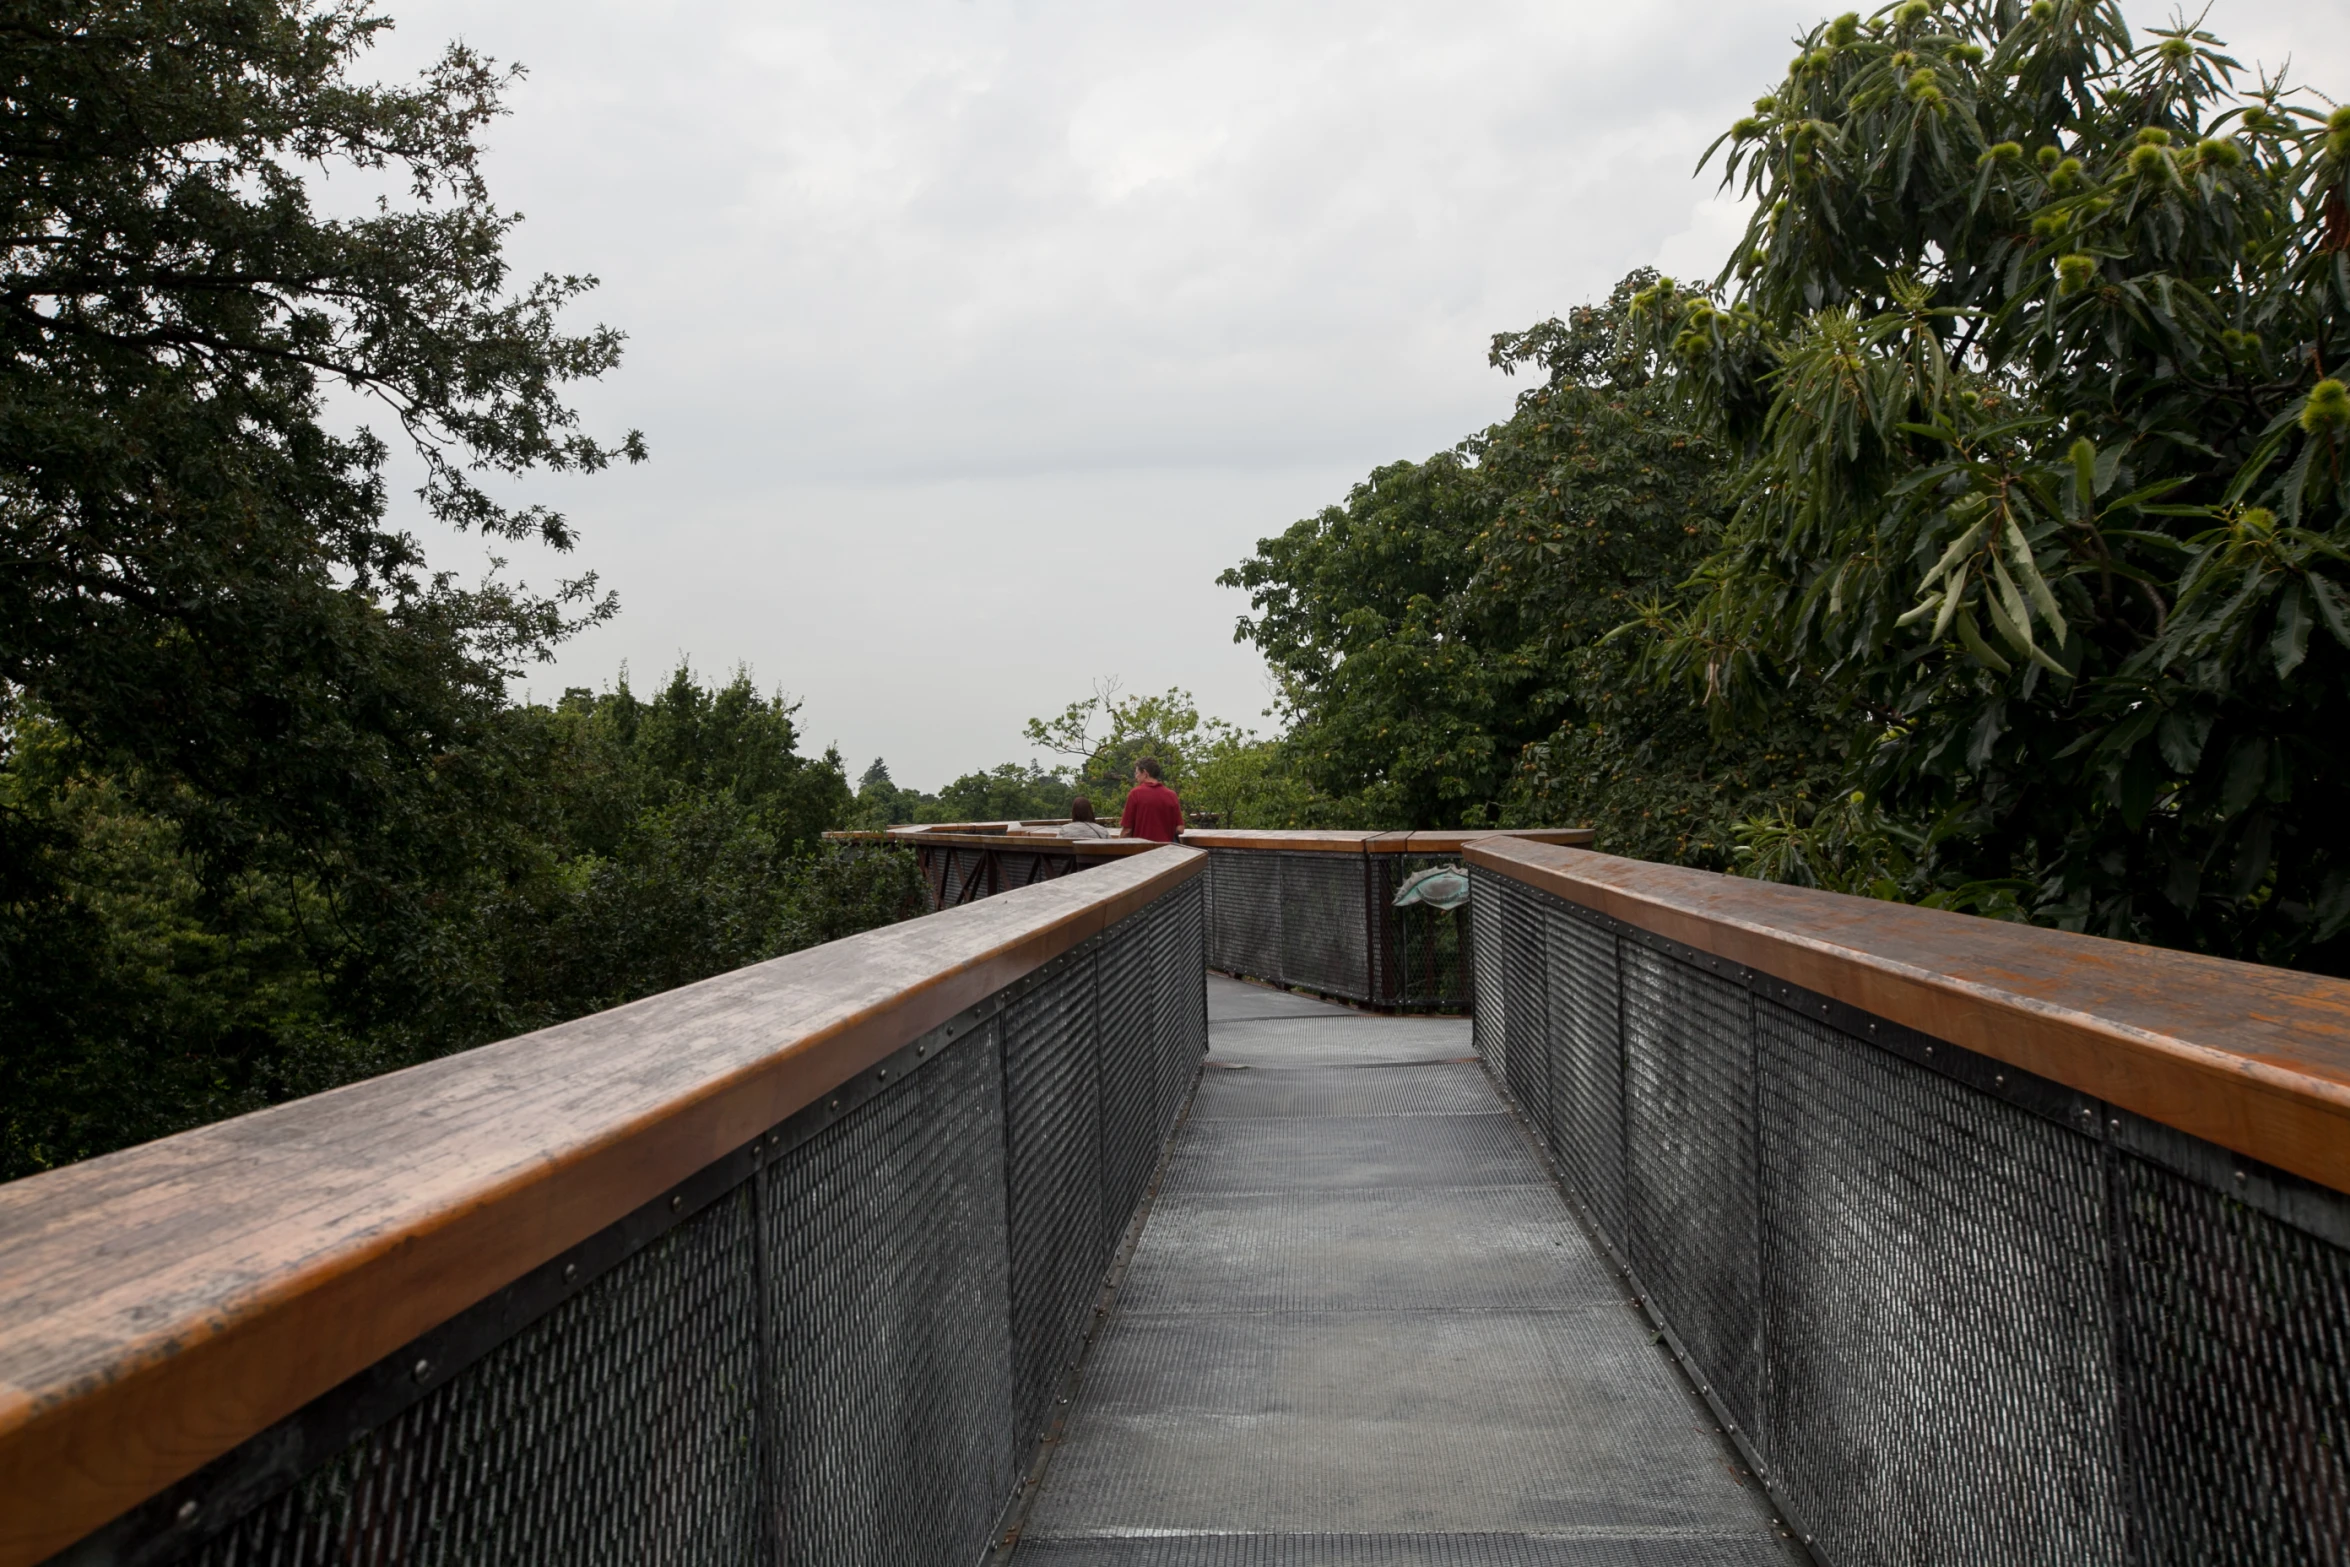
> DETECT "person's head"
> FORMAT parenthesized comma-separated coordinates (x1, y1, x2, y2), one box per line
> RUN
(1134, 756, 1163, 785)
(1069, 797, 1096, 822)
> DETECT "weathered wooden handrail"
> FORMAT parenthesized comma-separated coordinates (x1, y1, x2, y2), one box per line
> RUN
(1467, 835, 2350, 1195)
(1181, 827, 1596, 853)
(0, 846, 1207, 1567)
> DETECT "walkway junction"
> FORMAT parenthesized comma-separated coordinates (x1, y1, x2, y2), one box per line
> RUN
(3, 827, 2346, 1565)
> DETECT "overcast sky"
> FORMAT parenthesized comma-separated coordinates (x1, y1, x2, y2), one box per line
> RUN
(360, 0, 2350, 790)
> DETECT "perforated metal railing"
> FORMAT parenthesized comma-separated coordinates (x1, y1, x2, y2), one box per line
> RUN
(1195, 830, 1592, 1012)
(1468, 853, 2350, 1567)
(8, 858, 1206, 1567)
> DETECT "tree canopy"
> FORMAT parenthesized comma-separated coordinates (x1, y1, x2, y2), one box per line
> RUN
(1, 0, 639, 922)
(1219, 274, 1840, 854)
(0, 6, 924, 1178)
(1634, 0, 2350, 968)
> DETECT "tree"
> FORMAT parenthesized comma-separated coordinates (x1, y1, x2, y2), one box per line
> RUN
(0, 4, 939, 1177)
(0, 0, 640, 936)
(926, 764, 1073, 824)
(1023, 680, 1249, 816)
(1636, 0, 2350, 968)
(1219, 273, 1837, 849)
(1, 665, 916, 1179)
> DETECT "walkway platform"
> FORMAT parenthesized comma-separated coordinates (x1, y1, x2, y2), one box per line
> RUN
(1011, 975, 1801, 1566)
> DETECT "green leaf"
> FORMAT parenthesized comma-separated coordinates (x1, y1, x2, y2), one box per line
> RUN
(1931, 566, 1966, 641)
(1895, 591, 1945, 628)
(1984, 555, 2061, 672)
(1923, 518, 1987, 589)
(2094, 441, 2126, 497)
(2219, 737, 2268, 819)
(2273, 580, 2311, 678)
(2118, 747, 2161, 829)
(2309, 573, 2350, 649)
(1953, 600, 2013, 674)
(2002, 516, 2066, 633)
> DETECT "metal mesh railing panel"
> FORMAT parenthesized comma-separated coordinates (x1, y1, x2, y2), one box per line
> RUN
(1469, 862, 2350, 1567)
(1376, 855, 1475, 1013)
(1150, 884, 1208, 1141)
(762, 1021, 1015, 1567)
(2115, 1151, 2350, 1566)
(1752, 996, 2121, 1563)
(1206, 850, 1281, 981)
(186, 1198, 765, 1567)
(1544, 904, 1626, 1242)
(1003, 954, 1108, 1450)
(940, 846, 987, 907)
(1206, 848, 1470, 1012)
(1469, 875, 1507, 1081)
(96, 879, 1209, 1567)
(1496, 877, 1551, 1148)
(1097, 920, 1162, 1236)
(1275, 853, 1371, 1002)
(1618, 944, 1762, 1437)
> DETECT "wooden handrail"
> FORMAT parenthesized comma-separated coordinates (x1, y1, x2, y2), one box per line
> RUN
(1180, 827, 1596, 854)
(821, 825, 1160, 856)
(1467, 838, 2350, 1197)
(0, 847, 1207, 1567)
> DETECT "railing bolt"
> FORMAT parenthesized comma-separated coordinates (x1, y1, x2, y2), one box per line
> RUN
(412, 1359, 430, 1382)
(830, 1098, 843, 1112)
(2236, 1169, 2248, 1182)
(670, 1194, 683, 1212)
(1994, 1074, 2005, 1086)
(877, 1069, 889, 1083)
(177, 1500, 198, 1524)
(563, 1263, 578, 1285)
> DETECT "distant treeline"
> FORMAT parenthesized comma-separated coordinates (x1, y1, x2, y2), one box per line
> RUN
(2, 668, 925, 1180)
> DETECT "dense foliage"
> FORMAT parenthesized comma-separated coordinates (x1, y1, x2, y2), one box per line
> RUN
(1, 666, 919, 1179)
(1634, 0, 2350, 968)
(1220, 276, 1840, 857)
(0, 5, 920, 1177)
(850, 758, 1074, 827)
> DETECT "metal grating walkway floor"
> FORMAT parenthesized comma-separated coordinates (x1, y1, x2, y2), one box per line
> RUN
(1010, 975, 1802, 1567)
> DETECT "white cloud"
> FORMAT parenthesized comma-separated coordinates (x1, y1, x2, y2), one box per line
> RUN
(359, 0, 2350, 787)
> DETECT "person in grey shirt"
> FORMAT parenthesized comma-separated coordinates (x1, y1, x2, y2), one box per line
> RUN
(1058, 798, 1116, 839)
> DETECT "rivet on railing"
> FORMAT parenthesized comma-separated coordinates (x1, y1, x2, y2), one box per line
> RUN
(669, 1193, 683, 1212)
(177, 1500, 198, 1525)
(1995, 1074, 2005, 1086)
(830, 1098, 843, 1112)
(877, 1068, 889, 1083)
(412, 1359, 431, 1383)
(563, 1263, 578, 1285)
(2236, 1169, 2248, 1183)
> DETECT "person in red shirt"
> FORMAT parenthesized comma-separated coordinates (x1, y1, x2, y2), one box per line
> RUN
(1118, 756, 1185, 842)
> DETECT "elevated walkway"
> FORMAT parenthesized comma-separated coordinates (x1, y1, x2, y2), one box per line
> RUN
(1013, 975, 1799, 1564)
(10, 840, 2348, 1567)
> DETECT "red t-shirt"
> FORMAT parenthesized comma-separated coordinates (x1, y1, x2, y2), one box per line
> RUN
(1119, 779, 1185, 842)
